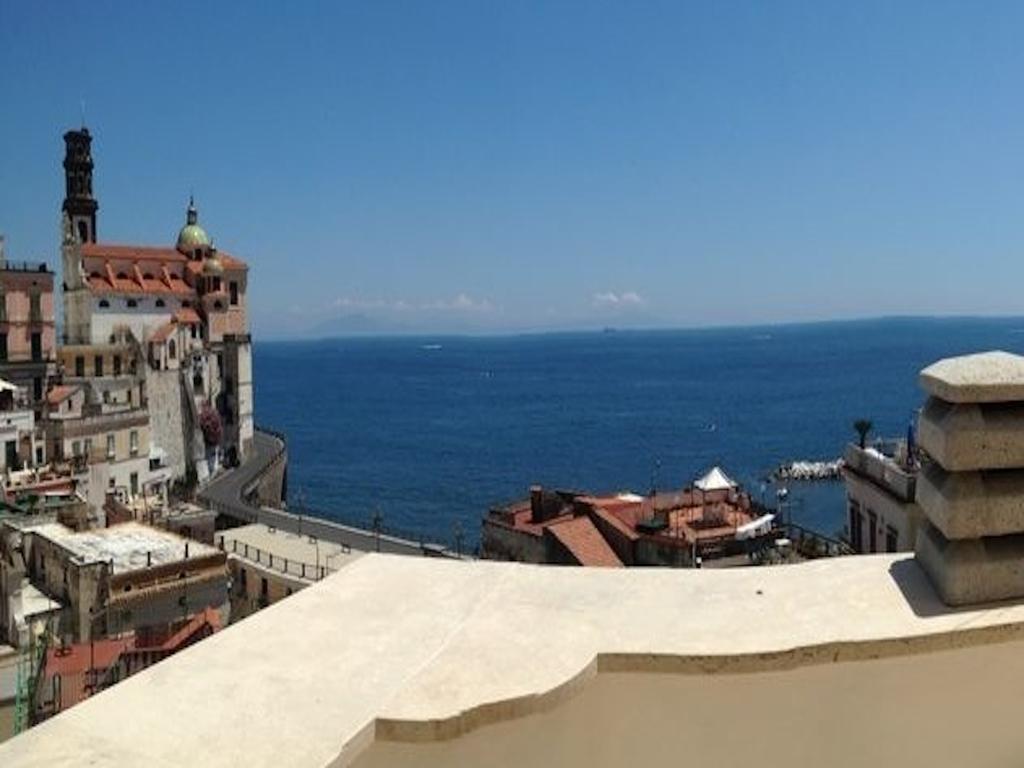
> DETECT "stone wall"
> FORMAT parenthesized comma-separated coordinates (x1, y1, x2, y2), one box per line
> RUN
(145, 368, 189, 481)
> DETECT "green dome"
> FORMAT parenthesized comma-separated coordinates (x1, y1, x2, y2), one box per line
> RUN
(177, 223, 211, 252)
(176, 196, 211, 254)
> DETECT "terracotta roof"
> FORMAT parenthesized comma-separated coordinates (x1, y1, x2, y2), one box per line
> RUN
(546, 517, 623, 567)
(86, 273, 193, 296)
(45, 638, 134, 678)
(149, 322, 176, 343)
(46, 384, 80, 405)
(184, 250, 247, 275)
(174, 307, 201, 325)
(589, 506, 641, 542)
(81, 243, 187, 263)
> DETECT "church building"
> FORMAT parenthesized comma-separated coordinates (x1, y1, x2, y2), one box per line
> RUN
(59, 127, 254, 480)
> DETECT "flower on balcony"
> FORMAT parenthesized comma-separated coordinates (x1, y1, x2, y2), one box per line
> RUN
(199, 404, 222, 447)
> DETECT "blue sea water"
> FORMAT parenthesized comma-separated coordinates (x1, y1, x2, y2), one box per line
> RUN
(254, 317, 1024, 549)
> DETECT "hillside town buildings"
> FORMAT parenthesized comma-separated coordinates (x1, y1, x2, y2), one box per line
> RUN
(482, 467, 778, 567)
(0, 125, 258, 695)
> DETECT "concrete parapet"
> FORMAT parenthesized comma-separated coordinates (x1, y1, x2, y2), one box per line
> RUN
(917, 464, 1024, 540)
(916, 521, 1024, 605)
(915, 350, 1024, 604)
(920, 350, 1024, 404)
(918, 397, 1024, 472)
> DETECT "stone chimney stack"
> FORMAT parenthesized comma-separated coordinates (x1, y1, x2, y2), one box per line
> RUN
(915, 350, 1024, 605)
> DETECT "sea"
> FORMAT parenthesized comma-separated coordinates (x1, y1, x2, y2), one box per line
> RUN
(254, 317, 1024, 550)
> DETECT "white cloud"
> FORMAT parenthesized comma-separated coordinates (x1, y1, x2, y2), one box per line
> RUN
(592, 290, 645, 308)
(331, 293, 495, 314)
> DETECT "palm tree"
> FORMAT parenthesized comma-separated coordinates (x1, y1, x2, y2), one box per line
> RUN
(853, 419, 873, 449)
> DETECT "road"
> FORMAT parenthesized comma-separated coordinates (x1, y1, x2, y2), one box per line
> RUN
(200, 429, 447, 557)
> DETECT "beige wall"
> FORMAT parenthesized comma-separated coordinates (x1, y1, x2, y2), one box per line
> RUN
(844, 470, 922, 554)
(0, 270, 56, 363)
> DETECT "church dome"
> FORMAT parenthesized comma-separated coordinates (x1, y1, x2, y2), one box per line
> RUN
(176, 196, 211, 254)
(203, 246, 224, 276)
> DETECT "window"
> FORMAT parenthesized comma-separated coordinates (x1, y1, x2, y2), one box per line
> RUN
(0, 292, 6, 322)
(129, 430, 139, 456)
(106, 434, 115, 460)
(155, 299, 165, 308)
(886, 526, 899, 553)
(113, 355, 122, 376)
(239, 568, 247, 591)
(71, 441, 81, 457)
(848, 500, 862, 553)
(260, 577, 268, 600)
(229, 281, 239, 306)
(213, 300, 224, 310)
(84, 438, 92, 457)
(31, 333, 42, 362)
(75, 355, 85, 377)
(33, 377, 42, 402)
(126, 299, 138, 308)
(98, 299, 110, 309)
(213, 277, 221, 291)
(94, 355, 103, 377)
(169, 340, 176, 360)
(181, 300, 190, 308)
(0, 333, 8, 362)
(29, 292, 42, 323)
(129, 472, 138, 497)
(867, 510, 878, 554)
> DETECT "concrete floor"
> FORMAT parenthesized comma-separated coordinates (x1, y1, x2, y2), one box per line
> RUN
(354, 638, 1024, 768)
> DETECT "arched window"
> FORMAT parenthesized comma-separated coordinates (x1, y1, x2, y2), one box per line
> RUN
(98, 299, 110, 309)
(77, 221, 89, 243)
(126, 299, 138, 309)
(168, 340, 176, 359)
(155, 299, 165, 308)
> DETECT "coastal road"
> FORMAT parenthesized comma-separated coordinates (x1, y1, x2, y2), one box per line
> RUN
(200, 429, 450, 557)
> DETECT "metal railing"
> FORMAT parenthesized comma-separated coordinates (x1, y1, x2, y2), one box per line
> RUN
(216, 535, 342, 581)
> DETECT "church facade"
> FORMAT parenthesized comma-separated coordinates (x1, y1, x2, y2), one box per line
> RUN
(57, 127, 254, 497)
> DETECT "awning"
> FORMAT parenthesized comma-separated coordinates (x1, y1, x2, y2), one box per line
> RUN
(695, 466, 738, 492)
(735, 513, 776, 541)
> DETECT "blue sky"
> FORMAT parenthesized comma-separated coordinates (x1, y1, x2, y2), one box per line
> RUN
(3, 1, 1024, 337)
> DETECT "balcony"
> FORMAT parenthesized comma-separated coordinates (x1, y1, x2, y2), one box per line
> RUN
(3, 553, 1024, 766)
(843, 442, 917, 501)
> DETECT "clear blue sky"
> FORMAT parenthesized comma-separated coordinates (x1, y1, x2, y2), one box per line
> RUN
(3, 1, 1024, 337)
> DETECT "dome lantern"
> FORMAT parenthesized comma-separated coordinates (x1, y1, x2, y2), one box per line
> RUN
(176, 195, 211, 255)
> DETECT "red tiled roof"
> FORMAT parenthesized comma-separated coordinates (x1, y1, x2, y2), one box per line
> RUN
(46, 638, 134, 679)
(149, 322, 176, 343)
(45, 384, 80, 405)
(81, 243, 187, 263)
(174, 307, 201, 325)
(86, 273, 193, 296)
(547, 517, 623, 567)
(589, 506, 641, 542)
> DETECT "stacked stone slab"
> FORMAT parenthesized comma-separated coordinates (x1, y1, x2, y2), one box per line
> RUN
(915, 350, 1024, 605)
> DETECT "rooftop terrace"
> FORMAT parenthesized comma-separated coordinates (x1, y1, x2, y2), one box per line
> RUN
(30, 522, 217, 573)
(4, 552, 1024, 767)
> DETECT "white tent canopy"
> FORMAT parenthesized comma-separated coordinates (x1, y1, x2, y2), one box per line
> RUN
(694, 466, 738, 492)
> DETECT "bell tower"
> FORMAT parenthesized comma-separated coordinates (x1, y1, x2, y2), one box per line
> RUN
(62, 127, 98, 243)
